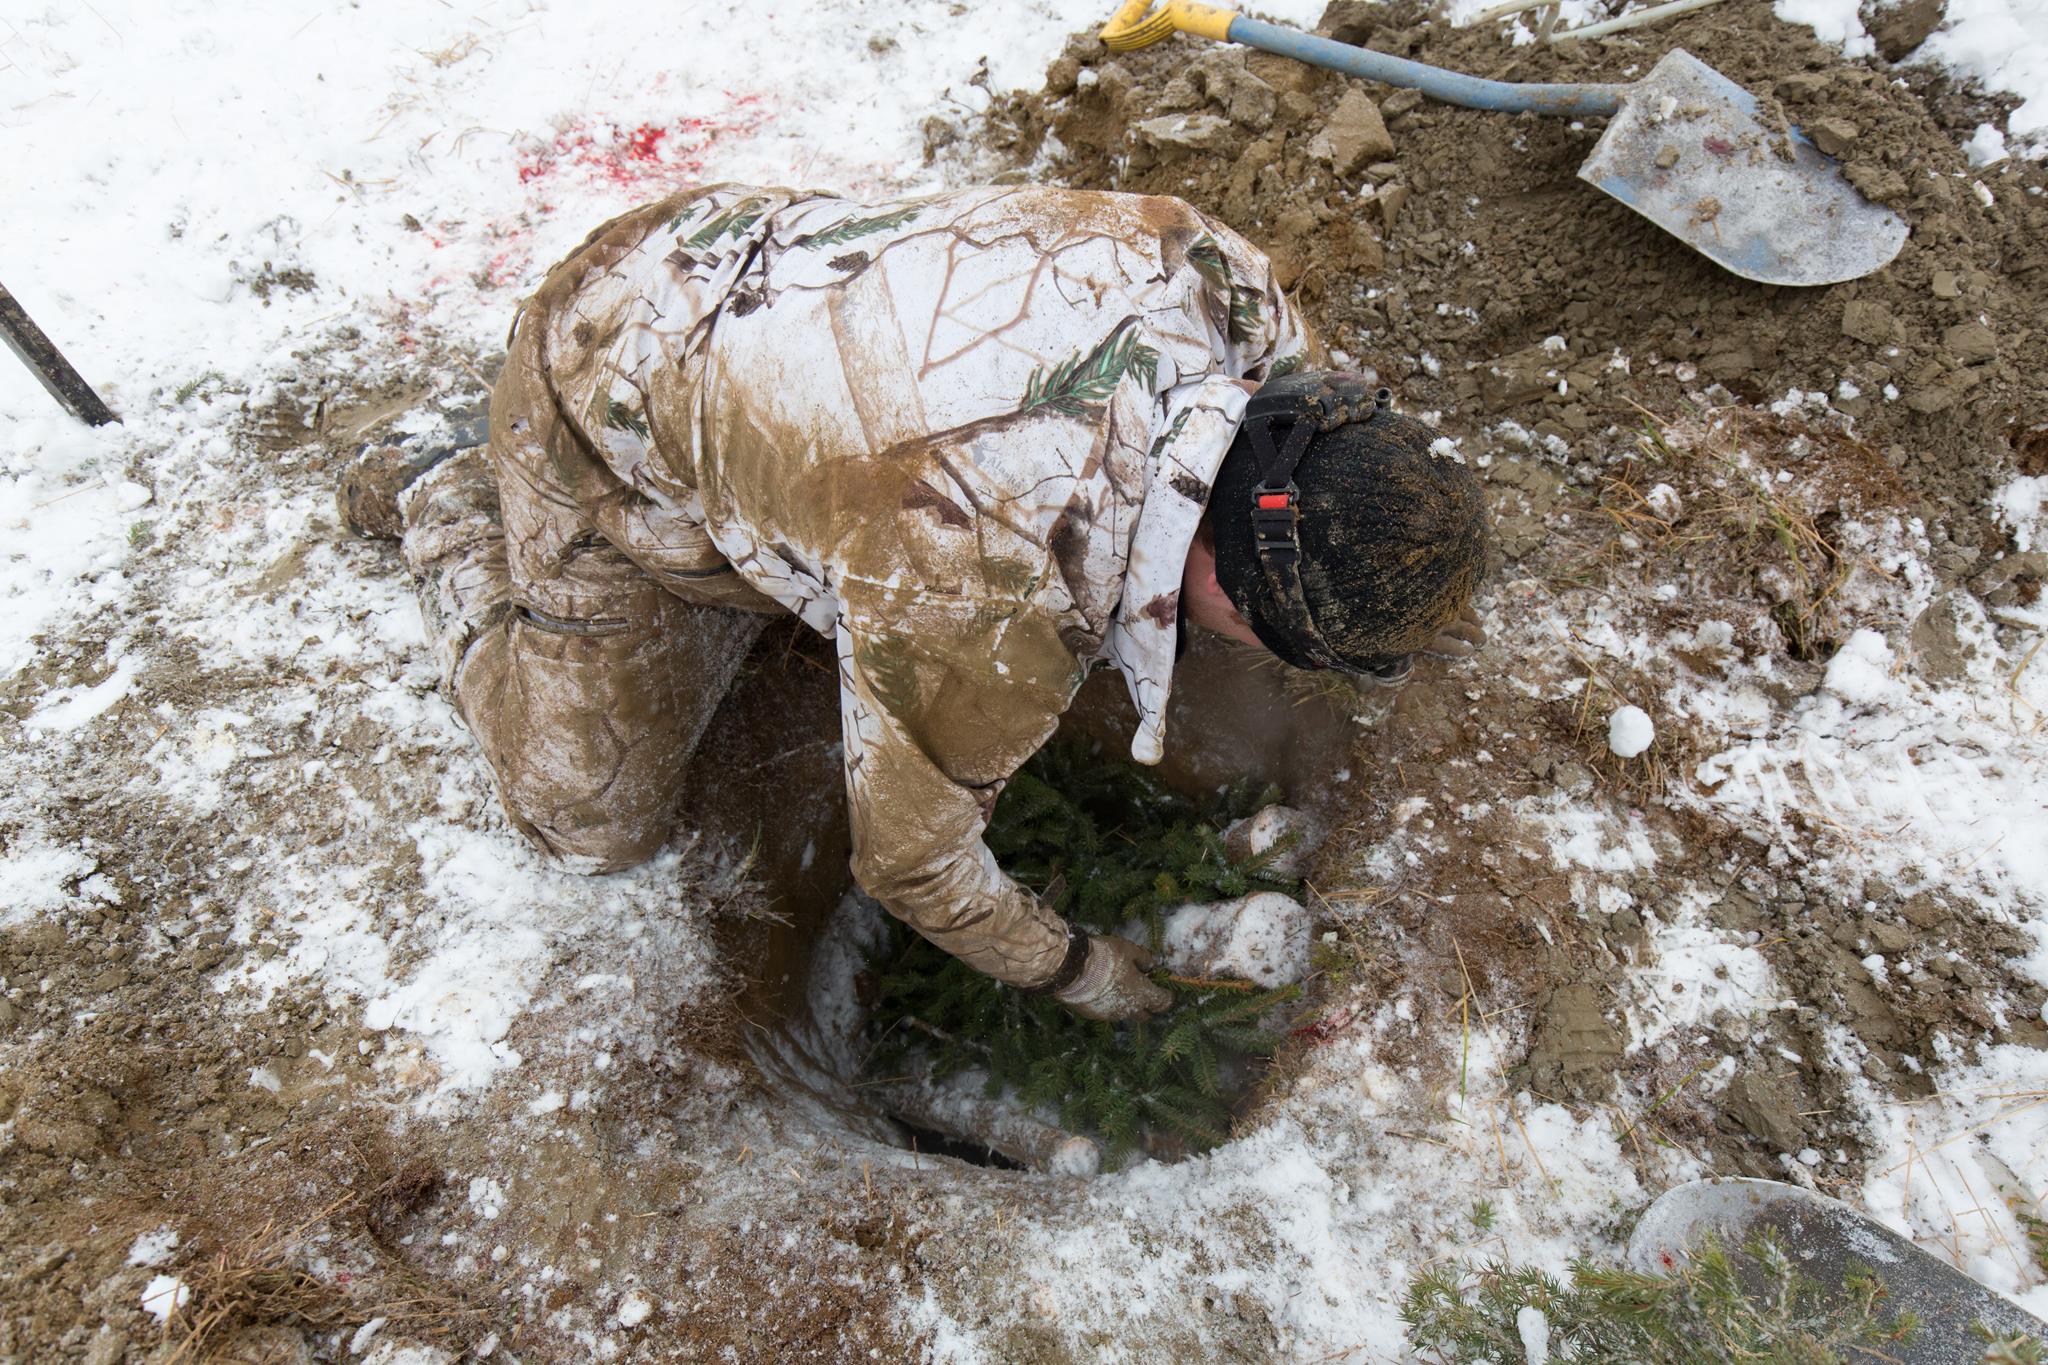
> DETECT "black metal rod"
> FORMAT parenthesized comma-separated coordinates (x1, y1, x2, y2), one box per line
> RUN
(0, 280, 118, 427)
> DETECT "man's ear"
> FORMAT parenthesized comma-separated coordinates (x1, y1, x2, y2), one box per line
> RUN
(1207, 564, 1247, 627)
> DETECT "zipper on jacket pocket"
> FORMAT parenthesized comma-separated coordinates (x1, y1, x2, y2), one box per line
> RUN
(516, 605, 632, 636)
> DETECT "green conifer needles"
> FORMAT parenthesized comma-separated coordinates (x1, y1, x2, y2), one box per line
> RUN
(865, 743, 1304, 1165)
(1403, 1232, 1925, 1364)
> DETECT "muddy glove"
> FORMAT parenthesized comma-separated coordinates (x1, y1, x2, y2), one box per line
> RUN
(1421, 607, 1487, 661)
(1054, 933, 1173, 1022)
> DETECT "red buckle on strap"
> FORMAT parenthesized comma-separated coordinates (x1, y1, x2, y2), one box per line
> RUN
(1257, 492, 1292, 510)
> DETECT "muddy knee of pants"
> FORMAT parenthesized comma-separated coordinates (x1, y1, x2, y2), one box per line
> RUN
(399, 447, 513, 691)
(420, 300, 773, 872)
(457, 593, 765, 872)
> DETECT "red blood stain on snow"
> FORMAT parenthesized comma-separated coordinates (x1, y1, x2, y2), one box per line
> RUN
(624, 122, 667, 161)
(479, 249, 526, 290)
(410, 99, 772, 308)
(1289, 1005, 1365, 1047)
(516, 99, 770, 191)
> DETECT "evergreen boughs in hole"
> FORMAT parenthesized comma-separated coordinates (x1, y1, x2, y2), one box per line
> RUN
(865, 742, 1303, 1166)
(1403, 1232, 1927, 1364)
(1020, 324, 1160, 417)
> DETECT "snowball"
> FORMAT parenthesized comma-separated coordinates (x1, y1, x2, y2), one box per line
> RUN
(1047, 1135, 1103, 1178)
(140, 1275, 189, 1322)
(1161, 892, 1312, 988)
(617, 1292, 653, 1327)
(1821, 629, 1896, 705)
(1517, 1304, 1551, 1364)
(467, 1176, 505, 1220)
(1607, 705, 1655, 758)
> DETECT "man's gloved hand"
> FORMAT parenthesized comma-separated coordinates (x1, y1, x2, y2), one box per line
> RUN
(1421, 607, 1487, 661)
(1055, 933, 1173, 1021)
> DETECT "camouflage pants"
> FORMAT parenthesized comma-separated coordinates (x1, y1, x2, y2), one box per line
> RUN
(400, 313, 780, 872)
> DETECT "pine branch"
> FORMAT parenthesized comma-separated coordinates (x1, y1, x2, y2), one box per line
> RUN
(865, 740, 1306, 1166)
(1403, 1232, 1924, 1364)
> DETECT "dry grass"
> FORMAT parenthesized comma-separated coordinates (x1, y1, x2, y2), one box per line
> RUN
(1533, 401, 1894, 804)
(1602, 410, 1863, 661)
(159, 1157, 481, 1363)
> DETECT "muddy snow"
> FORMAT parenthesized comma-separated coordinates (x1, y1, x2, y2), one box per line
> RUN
(4, 0, 2047, 1361)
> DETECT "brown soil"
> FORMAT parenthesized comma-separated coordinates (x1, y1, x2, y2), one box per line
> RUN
(975, 0, 2047, 561)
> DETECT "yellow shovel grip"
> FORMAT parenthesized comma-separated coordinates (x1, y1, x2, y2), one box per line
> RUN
(1099, 0, 1239, 51)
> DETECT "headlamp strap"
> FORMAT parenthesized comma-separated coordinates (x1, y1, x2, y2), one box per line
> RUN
(1244, 402, 1350, 672)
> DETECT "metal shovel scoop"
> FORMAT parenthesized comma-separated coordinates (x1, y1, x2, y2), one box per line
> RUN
(1102, 1, 1908, 286)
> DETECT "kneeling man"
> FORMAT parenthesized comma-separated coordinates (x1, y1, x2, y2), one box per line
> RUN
(341, 183, 1488, 1023)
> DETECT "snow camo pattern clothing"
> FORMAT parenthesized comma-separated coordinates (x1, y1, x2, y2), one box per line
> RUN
(406, 182, 1308, 987)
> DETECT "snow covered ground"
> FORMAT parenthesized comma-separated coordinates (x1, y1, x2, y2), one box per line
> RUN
(4, 1, 2047, 1361)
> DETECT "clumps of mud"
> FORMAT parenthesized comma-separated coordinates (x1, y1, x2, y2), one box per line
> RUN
(973, 0, 2047, 543)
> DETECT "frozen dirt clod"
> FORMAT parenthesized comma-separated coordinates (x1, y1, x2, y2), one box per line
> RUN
(1307, 86, 1396, 175)
(1162, 892, 1315, 988)
(1221, 803, 1328, 880)
(1520, 983, 1628, 1103)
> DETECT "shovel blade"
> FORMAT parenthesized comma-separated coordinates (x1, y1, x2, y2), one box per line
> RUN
(1579, 49, 1908, 286)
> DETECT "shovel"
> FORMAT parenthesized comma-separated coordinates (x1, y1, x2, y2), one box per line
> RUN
(1100, 0, 1908, 286)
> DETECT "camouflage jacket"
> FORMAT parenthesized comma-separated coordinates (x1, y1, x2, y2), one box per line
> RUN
(527, 183, 1307, 986)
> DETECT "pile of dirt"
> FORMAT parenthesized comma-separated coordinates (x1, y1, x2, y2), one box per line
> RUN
(955, 13, 2048, 1174)
(972, 0, 2047, 555)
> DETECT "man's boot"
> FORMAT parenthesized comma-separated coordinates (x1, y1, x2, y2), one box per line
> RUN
(337, 407, 488, 540)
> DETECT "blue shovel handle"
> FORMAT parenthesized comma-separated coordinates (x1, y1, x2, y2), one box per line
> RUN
(1228, 16, 1626, 118)
(1099, 1, 1627, 118)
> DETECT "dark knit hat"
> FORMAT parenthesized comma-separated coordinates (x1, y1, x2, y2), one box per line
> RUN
(1210, 372, 1489, 674)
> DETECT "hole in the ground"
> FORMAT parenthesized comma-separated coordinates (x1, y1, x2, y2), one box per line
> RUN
(682, 623, 1360, 1173)
(897, 1125, 1024, 1171)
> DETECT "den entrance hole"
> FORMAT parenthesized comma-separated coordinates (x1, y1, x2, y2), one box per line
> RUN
(683, 623, 1360, 1174)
